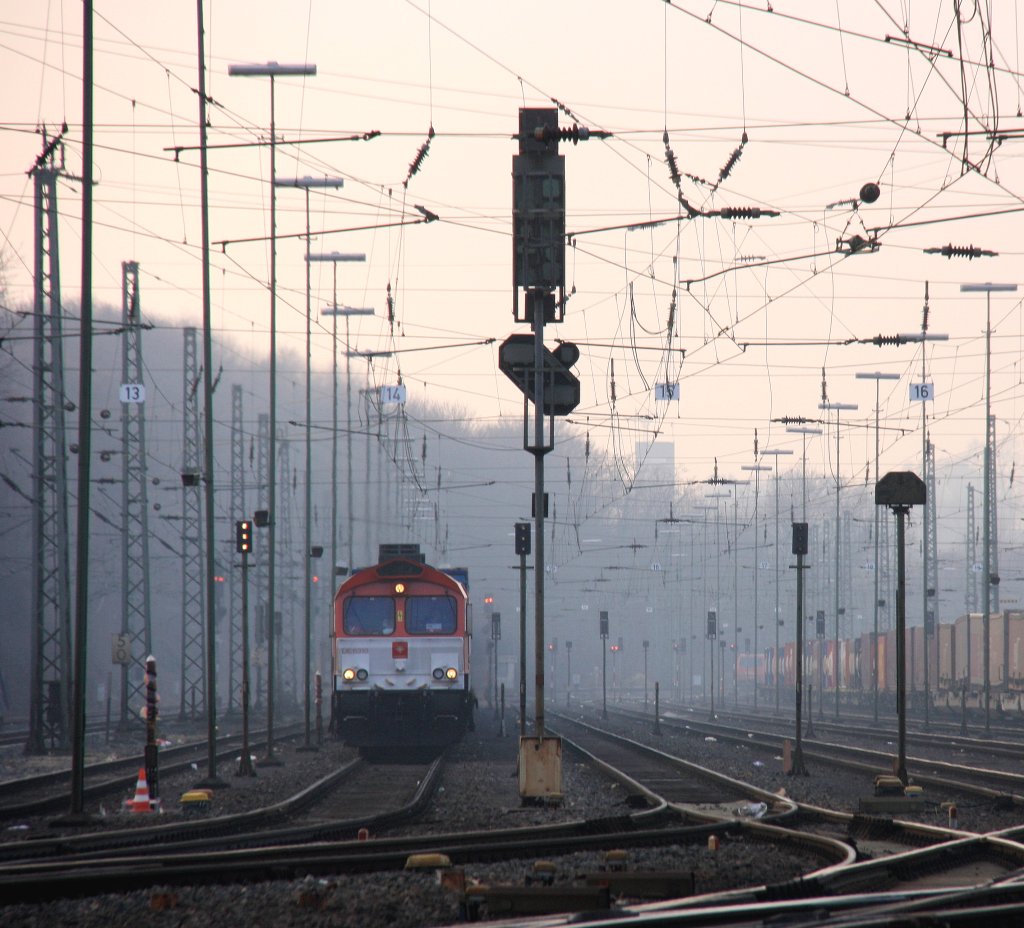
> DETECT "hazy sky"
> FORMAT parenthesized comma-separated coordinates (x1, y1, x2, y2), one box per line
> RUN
(3, 0, 1024, 495)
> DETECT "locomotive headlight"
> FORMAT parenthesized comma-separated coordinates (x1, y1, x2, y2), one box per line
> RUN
(356, 668, 369, 681)
(342, 668, 356, 682)
(445, 667, 458, 681)
(432, 667, 445, 680)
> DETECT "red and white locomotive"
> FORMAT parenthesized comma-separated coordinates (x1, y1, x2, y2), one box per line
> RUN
(331, 544, 474, 749)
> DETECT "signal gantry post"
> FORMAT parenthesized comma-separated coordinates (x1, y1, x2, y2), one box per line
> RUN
(503, 107, 603, 800)
(791, 522, 809, 776)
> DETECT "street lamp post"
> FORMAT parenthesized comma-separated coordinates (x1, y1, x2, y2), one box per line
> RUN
(276, 177, 345, 753)
(854, 372, 900, 724)
(819, 400, 858, 720)
(742, 461, 773, 710)
(877, 471, 926, 786)
(757, 449, 792, 713)
(228, 60, 316, 766)
(960, 282, 1017, 734)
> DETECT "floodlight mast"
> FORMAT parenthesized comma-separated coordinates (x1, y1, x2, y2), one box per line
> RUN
(228, 59, 316, 766)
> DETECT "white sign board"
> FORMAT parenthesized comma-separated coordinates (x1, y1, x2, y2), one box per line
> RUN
(112, 633, 132, 665)
(380, 384, 406, 405)
(910, 383, 934, 402)
(120, 383, 146, 403)
(655, 383, 680, 401)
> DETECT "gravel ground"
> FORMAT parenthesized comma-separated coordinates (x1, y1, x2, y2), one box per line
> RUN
(1, 709, 826, 927)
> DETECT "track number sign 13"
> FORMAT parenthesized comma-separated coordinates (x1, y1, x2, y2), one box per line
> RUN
(120, 383, 146, 403)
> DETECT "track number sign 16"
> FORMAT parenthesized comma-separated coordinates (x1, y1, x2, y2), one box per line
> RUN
(909, 382, 934, 402)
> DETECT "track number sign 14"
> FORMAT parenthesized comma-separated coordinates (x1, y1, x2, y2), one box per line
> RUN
(380, 384, 406, 405)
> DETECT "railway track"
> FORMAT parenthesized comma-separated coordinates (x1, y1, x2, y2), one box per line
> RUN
(0, 722, 306, 820)
(677, 700, 1024, 769)
(5, 709, 1024, 922)
(601, 701, 1024, 808)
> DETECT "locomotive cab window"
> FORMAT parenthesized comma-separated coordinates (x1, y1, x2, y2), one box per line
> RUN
(405, 595, 457, 634)
(343, 596, 395, 635)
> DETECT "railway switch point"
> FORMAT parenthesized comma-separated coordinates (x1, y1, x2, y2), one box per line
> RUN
(405, 853, 452, 871)
(601, 850, 629, 872)
(526, 861, 557, 886)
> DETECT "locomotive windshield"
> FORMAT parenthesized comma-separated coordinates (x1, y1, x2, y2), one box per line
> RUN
(343, 596, 396, 635)
(405, 595, 458, 634)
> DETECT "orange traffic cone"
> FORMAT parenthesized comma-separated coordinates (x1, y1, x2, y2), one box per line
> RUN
(125, 767, 155, 813)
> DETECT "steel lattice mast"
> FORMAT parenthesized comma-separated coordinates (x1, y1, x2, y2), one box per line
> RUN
(118, 261, 153, 725)
(841, 512, 852, 639)
(966, 484, 977, 615)
(27, 131, 74, 755)
(227, 384, 246, 714)
(276, 435, 297, 705)
(179, 327, 206, 719)
(924, 440, 938, 725)
(879, 507, 892, 633)
(254, 412, 269, 707)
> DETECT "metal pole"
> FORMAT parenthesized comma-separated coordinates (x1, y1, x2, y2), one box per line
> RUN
(819, 402, 856, 721)
(531, 312, 548, 739)
(733, 495, 739, 708)
(519, 551, 527, 734)
(643, 640, 649, 710)
(793, 539, 807, 776)
(194, 0, 224, 789)
(961, 282, 1016, 733)
(229, 62, 316, 765)
(856, 372, 899, 722)
(895, 504, 908, 784)
(744, 459, 776, 710)
(983, 295, 992, 734)
(68, 0, 95, 821)
(566, 641, 572, 707)
(602, 630, 608, 720)
(302, 186, 313, 751)
(759, 448, 792, 713)
(238, 548, 254, 776)
(775, 471, 780, 714)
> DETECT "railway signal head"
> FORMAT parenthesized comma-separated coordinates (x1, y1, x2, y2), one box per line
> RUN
(514, 521, 532, 555)
(236, 520, 253, 554)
